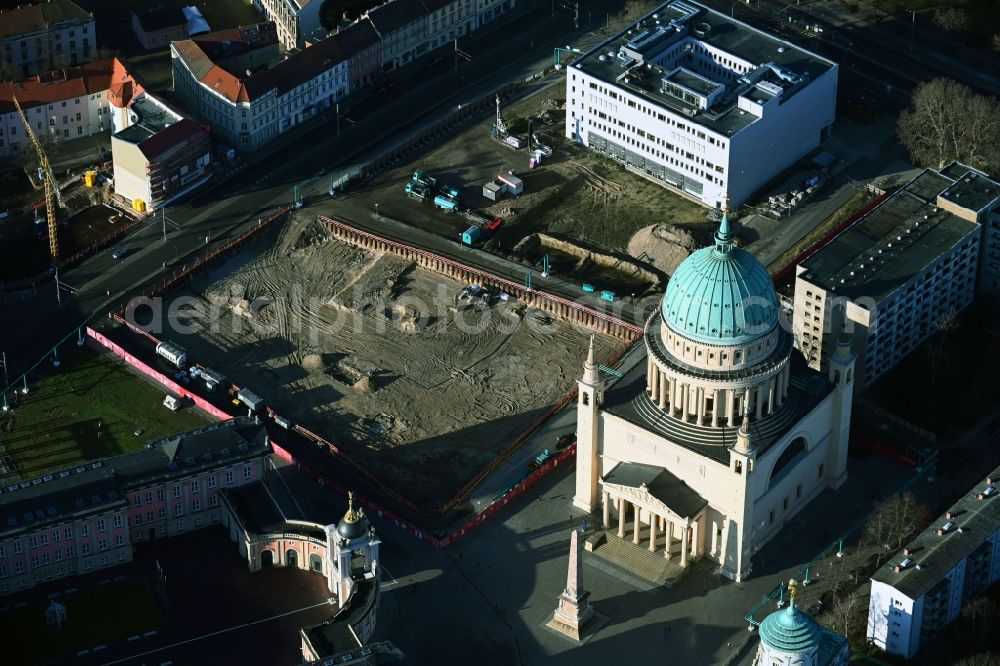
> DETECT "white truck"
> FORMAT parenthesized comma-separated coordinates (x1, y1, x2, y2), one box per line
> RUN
(163, 395, 181, 411)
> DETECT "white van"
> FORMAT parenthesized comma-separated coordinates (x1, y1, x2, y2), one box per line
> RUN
(163, 395, 181, 411)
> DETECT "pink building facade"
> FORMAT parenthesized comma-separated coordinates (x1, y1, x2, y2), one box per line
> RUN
(0, 418, 269, 595)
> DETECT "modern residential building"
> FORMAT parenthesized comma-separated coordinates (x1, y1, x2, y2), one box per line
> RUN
(253, 0, 324, 50)
(0, 57, 113, 158)
(130, 6, 188, 51)
(0, 418, 270, 596)
(0, 0, 95, 78)
(574, 212, 855, 582)
(330, 19, 380, 89)
(171, 22, 351, 151)
(564, 0, 837, 208)
(363, 0, 514, 71)
(793, 163, 1000, 388)
(867, 467, 1000, 659)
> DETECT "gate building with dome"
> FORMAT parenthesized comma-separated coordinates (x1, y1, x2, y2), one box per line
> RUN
(574, 213, 856, 581)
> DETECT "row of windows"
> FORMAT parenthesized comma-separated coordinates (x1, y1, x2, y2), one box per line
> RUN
(586, 121, 723, 185)
(577, 72, 724, 145)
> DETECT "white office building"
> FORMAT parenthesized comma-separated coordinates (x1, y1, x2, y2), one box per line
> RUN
(868, 467, 1000, 659)
(793, 163, 1000, 388)
(564, 0, 837, 209)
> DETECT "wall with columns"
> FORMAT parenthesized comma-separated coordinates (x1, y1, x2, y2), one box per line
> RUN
(597, 385, 845, 579)
(660, 321, 781, 371)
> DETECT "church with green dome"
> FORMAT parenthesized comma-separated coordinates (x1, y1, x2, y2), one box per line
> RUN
(573, 212, 857, 581)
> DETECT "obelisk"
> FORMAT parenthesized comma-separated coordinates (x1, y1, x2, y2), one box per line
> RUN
(547, 528, 598, 640)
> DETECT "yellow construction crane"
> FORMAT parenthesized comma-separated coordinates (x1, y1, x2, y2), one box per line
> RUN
(12, 93, 60, 264)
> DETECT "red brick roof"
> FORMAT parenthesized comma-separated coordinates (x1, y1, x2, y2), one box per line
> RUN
(0, 58, 114, 114)
(174, 22, 352, 105)
(108, 57, 145, 109)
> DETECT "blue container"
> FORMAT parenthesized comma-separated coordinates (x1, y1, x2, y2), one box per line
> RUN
(461, 226, 481, 245)
(582, 283, 595, 293)
(600, 290, 616, 302)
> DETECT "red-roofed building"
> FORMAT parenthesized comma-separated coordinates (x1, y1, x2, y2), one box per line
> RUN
(108, 58, 211, 212)
(0, 57, 113, 158)
(171, 22, 351, 152)
(0, 0, 95, 78)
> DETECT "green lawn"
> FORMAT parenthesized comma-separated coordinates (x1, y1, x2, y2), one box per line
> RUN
(0, 346, 208, 479)
(3, 580, 164, 664)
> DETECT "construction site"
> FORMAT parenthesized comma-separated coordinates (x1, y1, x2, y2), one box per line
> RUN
(325, 87, 710, 300)
(159, 211, 621, 506)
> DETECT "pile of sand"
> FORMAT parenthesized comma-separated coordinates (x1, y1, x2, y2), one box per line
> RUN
(302, 354, 326, 372)
(628, 224, 697, 276)
(355, 375, 376, 394)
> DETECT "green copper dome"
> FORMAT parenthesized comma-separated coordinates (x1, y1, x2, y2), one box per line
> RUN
(758, 604, 822, 654)
(661, 214, 778, 345)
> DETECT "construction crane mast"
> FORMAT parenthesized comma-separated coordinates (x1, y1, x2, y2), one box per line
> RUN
(12, 94, 60, 263)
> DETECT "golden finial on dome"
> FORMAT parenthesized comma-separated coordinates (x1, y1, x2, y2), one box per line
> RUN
(788, 578, 798, 607)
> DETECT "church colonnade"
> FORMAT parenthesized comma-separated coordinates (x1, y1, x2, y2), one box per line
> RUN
(601, 489, 698, 567)
(645, 355, 791, 426)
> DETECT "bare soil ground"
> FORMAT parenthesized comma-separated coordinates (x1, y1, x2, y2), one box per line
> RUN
(162, 212, 619, 505)
(325, 88, 712, 294)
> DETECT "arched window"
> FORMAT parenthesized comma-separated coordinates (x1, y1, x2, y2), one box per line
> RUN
(768, 437, 807, 490)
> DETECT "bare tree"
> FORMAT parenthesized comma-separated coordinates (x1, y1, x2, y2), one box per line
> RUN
(898, 78, 1000, 174)
(929, 306, 960, 386)
(825, 591, 865, 643)
(934, 7, 970, 32)
(863, 491, 930, 563)
(961, 596, 997, 646)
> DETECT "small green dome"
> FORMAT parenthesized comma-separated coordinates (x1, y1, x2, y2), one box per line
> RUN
(759, 604, 822, 654)
(661, 215, 778, 345)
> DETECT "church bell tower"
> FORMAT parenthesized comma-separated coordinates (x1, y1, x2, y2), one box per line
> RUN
(574, 335, 604, 513)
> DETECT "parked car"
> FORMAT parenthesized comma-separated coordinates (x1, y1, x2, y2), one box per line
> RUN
(555, 433, 577, 450)
(111, 247, 133, 259)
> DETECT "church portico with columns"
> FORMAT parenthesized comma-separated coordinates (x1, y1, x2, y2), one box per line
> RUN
(574, 212, 856, 582)
(600, 462, 708, 568)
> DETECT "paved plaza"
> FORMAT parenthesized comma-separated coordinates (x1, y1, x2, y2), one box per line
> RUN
(272, 448, 913, 665)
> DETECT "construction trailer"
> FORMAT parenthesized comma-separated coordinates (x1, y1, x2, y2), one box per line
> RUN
(237, 388, 265, 412)
(155, 341, 188, 368)
(497, 172, 523, 196)
(482, 181, 503, 201)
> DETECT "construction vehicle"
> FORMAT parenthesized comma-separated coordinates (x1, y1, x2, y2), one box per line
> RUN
(405, 181, 431, 201)
(412, 170, 436, 189)
(12, 94, 61, 263)
(491, 95, 527, 150)
(434, 193, 459, 211)
(404, 169, 437, 201)
(434, 184, 461, 211)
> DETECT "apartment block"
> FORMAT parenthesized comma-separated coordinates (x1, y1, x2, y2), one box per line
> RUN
(253, 0, 324, 50)
(0, 57, 112, 158)
(0, 0, 95, 78)
(868, 467, 1000, 658)
(171, 22, 352, 152)
(793, 163, 1000, 388)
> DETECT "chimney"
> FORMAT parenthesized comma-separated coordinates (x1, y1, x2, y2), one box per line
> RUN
(936, 529, 945, 536)
(946, 511, 954, 520)
(894, 565, 902, 574)
(903, 547, 910, 556)
(988, 477, 995, 486)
